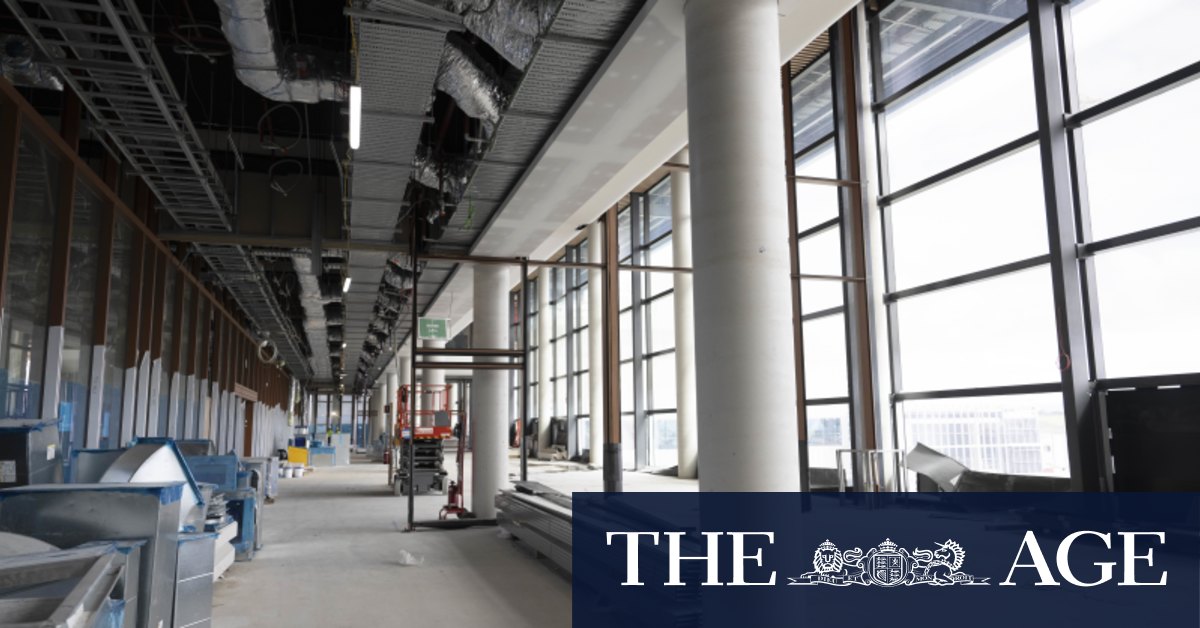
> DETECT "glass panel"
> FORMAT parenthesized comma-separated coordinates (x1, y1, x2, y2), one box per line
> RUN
(899, 393, 1069, 476)
(798, 225, 843, 314)
(791, 54, 834, 152)
(102, 218, 134, 448)
(802, 313, 848, 400)
(554, 296, 567, 337)
(576, 284, 589, 329)
(1094, 231, 1200, 378)
(875, 0, 1027, 99)
(646, 178, 672, 242)
(158, 262, 176, 435)
(807, 403, 851, 470)
(554, 377, 566, 417)
(618, 208, 633, 260)
(61, 178, 102, 455)
(896, 266, 1059, 391)
(1080, 79, 1200, 240)
(577, 329, 589, 370)
(622, 414, 635, 470)
(619, 271, 632, 309)
(883, 30, 1036, 190)
(889, 147, 1047, 289)
(620, 362, 635, 414)
(1070, 0, 1200, 109)
(646, 296, 675, 355)
(650, 412, 678, 469)
(574, 373, 587, 415)
(647, 353, 676, 411)
(645, 238, 674, 296)
(619, 311, 632, 360)
(794, 142, 840, 234)
(175, 283, 192, 437)
(554, 338, 567, 377)
(1, 128, 58, 418)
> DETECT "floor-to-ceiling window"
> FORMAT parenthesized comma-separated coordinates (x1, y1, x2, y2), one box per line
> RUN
(1066, 0, 1200, 380)
(870, 0, 1068, 476)
(641, 180, 678, 469)
(175, 281, 193, 438)
(101, 218, 134, 448)
(790, 50, 855, 471)
(157, 259, 177, 435)
(510, 276, 538, 445)
(1, 128, 57, 419)
(61, 178, 102, 455)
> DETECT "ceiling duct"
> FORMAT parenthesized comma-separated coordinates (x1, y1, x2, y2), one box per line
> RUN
(435, 35, 511, 135)
(412, 147, 471, 203)
(453, 0, 559, 70)
(212, 0, 349, 103)
(294, 257, 332, 380)
(1, 35, 62, 91)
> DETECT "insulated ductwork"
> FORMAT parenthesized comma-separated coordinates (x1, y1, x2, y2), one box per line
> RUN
(435, 36, 511, 135)
(212, 0, 348, 103)
(452, 0, 560, 70)
(1, 35, 62, 91)
(294, 257, 332, 379)
(412, 148, 471, 202)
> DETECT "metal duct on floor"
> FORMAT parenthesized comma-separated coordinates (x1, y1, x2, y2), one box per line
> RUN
(1, 35, 61, 90)
(212, 0, 348, 103)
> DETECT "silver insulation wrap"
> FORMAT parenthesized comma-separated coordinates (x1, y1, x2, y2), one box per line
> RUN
(293, 257, 332, 377)
(1, 35, 62, 91)
(213, 0, 347, 103)
(435, 37, 511, 135)
(459, 0, 559, 70)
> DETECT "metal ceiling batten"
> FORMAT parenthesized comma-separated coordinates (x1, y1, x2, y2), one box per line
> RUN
(5, 0, 312, 378)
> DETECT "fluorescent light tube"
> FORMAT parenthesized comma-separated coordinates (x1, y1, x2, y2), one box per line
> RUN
(349, 85, 362, 149)
(343, 276, 352, 292)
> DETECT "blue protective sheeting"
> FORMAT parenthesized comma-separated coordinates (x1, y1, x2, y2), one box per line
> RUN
(183, 455, 240, 492)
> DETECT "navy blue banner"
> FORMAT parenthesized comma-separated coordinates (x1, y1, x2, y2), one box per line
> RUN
(572, 493, 1200, 627)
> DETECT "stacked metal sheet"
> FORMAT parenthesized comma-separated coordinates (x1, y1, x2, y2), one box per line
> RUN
(495, 482, 572, 573)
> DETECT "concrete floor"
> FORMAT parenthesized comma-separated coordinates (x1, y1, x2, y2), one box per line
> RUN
(211, 458, 570, 627)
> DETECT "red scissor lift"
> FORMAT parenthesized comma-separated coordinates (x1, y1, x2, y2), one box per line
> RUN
(396, 384, 469, 518)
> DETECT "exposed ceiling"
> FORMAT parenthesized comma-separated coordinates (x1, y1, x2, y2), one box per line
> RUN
(409, 0, 860, 348)
(0, 0, 856, 392)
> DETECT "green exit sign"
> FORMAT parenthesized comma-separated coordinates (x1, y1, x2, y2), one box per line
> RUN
(418, 317, 450, 341)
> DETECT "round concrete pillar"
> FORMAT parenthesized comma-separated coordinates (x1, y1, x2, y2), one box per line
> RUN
(471, 265, 511, 518)
(685, 0, 800, 491)
(670, 149, 699, 480)
(536, 272, 553, 455)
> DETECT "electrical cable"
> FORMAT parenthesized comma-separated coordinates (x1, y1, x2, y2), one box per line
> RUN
(257, 103, 302, 152)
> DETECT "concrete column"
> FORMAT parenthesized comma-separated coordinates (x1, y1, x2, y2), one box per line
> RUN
(421, 339, 446, 427)
(587, 222, 605, 467)
(685, 0, 800, 491)
(472, 265, 510, 518)
(670, 149, 699, 479)
(368, 386, 383, 446)
(536, 271, 553, 455)
(387, 370, 400, 443)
